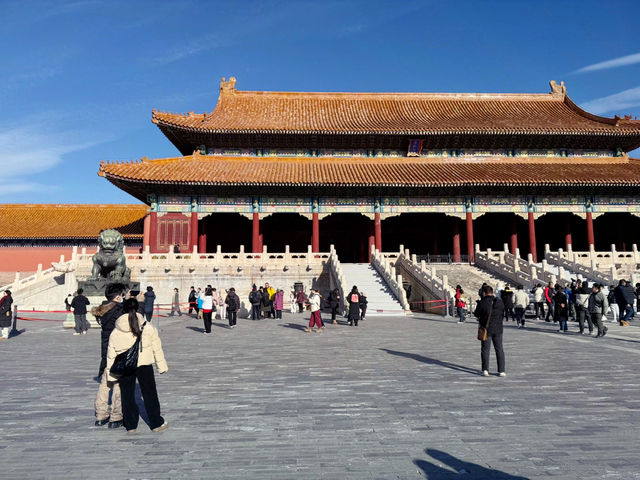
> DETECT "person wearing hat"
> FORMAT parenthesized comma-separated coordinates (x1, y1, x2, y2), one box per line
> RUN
(305, 288, 323, 333)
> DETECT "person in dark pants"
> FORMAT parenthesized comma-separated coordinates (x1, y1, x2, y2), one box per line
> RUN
(71, 288, 90, 335)
(347, 286, 361, 326)
(296, 289, 306, 313)
(544, 282, 554, 322)
(501, 286, 514, 322)
(575, 281, 594, 335)
(143, 286, 156, 322)
(554, 285, 568, 332)
(588, 283, 609, 338)
(188, 286, 197, 316)
(201, 287, 214, 334)
(328, 288, 341, 324)
(106, 298, 168, 434)
(225, 287, 240, 328)
(249, 285, 262, 320)
(359, 291, 368, 321)
(474, 284, 506, 377)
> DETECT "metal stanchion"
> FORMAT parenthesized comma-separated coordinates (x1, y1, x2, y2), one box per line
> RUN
(11, 305, 18, 335)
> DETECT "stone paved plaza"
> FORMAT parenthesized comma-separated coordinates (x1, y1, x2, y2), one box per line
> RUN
(1, 309, 640, 479)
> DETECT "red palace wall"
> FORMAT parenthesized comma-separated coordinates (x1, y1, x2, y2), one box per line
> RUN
(0, 247, 77, 283)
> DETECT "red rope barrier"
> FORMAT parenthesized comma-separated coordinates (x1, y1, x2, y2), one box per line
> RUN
(16, 317, 64, 322)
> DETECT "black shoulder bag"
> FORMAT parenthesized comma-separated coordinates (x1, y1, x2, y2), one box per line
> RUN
(110, 321, 147, 377)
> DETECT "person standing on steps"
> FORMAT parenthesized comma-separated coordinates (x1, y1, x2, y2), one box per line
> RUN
(225, 287, 240, 328)
(71, 288, 91, 335)
(474, 284, 506, 377)
(305, 288, 323, 333)
(328, 288, 341, 324)
(347, 286, 361, 326)
(588, 283, 609, 338)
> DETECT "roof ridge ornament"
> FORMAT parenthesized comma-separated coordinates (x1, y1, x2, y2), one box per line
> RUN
(549, 80, 567, 97)
(220, 76, 237, 94)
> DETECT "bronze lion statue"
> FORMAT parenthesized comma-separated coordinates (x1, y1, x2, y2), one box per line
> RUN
(90, 229, 131, 280)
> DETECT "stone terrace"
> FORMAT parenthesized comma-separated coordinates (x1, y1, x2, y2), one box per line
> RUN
(1, 310, 640, 479)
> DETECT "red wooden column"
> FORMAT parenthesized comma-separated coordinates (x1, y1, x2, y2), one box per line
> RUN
(509, 216, 518, 255)
(466, 211, 475, 263)
(190, 212, 198, 252)
(252, 212, 261, 253)
(142, 214, 151, 250)
(374, 212, 382, 251)
(452, 218, 461, 263)
(586, 211, 595, 247)
(312, 213, 319, 253)
(198, 218, 207, 254)
(149, 211, 158, 253)
(528, 212, 537, 263)
(564, 216, 573, 250)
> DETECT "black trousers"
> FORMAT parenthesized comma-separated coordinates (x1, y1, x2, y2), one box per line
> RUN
(98, 331, 110, 376)
(228, 310, 237, 326)
(119, 365, 164, 431)
(545, 301, 554, 321)
(577, 306, 593, 333)
(275, 310, 282, 319)
(202, 311, 212, 333)
(298, 302, 304, 313)
(144, 311, 153, 322)
(481, 332, 505, 373)
(251, 305, 261, 320)
(331, 305, 339, 321)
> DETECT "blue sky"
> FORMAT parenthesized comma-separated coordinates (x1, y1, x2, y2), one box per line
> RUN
(1, 0, 640, 204)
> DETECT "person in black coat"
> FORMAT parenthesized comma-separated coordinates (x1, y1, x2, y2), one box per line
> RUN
(143, 286, 156, 322)
(553, 285, 569, 332)
(328, 288, 341, 324)
(474, 284, 505, 377)
(0, 290, 13, 339)
(188, 286, 198, 316)
(501, 287, 514, 322)
(359, 292, 368, 321)
(249, 285, 262, 320)
(347, 286, 361, 326)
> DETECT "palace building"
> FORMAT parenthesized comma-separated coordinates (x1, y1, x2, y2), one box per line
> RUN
(96, 77, 640, 264)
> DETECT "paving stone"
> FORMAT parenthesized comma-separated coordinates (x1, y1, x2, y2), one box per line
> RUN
(1, 312, 640, 478)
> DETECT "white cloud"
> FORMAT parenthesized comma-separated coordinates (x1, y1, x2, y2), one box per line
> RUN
(148, 33, 228, 67)
(0, 180, 57, 196)
(574, 52, 640, 74)
(580, 86, 640, 115)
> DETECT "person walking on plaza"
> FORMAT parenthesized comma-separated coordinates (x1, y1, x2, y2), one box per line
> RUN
(71, 288, 90, 335)
(501, 286, 514, 322)
(296, 288, 306, 313)
(347, 285, 361, 326)
(544, 282, 554, 322)
(188, 286, 197, 316)
(614, 279, 635, 326)
(589, 283, 609, 338)
(554, 284, 569, 332)
(0, 290, 13, 340)
(91, 283, 126, 428)
(169, 288, 182, 316)
(513, 285, 529, 328)
(201, 287, 214, 334)
(532, 283, 544, 320)
(474, 284, 506, 377)
(455, 287, 467, 323)
(196, 287, 203, 319)
(607, 286, 618, 323)
(305, 288, 323, 333)
(143, 286, 156, 322)
(328, 287, 341, 324)
(575, 281, 594, 335)
(274, 289, 284, 319)
(225, 287, 240, 328)
(249, 285, 262, 320)
(289, 290, 296, 313)
(359, 291, 368, 321)
(106, 298, 168, 434)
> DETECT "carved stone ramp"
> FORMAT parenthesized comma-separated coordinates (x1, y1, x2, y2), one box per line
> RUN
(340, 263, 405, 316)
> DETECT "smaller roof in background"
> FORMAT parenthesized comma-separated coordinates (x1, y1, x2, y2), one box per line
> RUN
(0, 204, 147, 239)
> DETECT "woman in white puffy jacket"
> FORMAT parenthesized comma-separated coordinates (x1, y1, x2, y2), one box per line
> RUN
(107, 298, 168, 434)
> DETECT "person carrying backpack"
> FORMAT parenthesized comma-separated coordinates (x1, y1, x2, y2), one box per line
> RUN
(347, 286, 361, 326)
(225, 288, 240, 328)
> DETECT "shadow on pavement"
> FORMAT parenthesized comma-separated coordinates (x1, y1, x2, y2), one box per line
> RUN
(185, 326, 204, 333)
(9, 329, 25, 338)
(380, 349, 480, 375)
(281, 323, 308, 331)
(414, 448, 530, 479)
